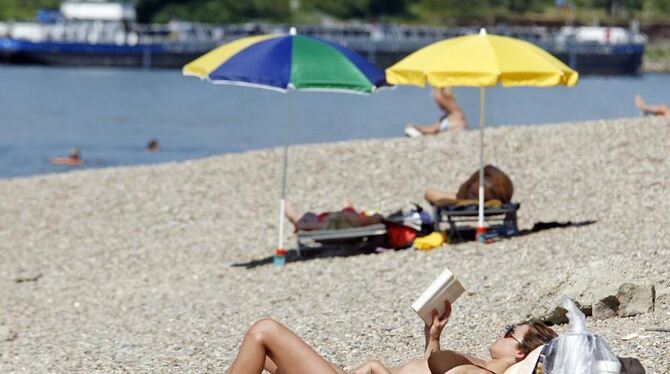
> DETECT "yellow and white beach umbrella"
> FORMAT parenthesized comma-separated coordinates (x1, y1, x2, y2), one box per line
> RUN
(386, 29, 578, 237)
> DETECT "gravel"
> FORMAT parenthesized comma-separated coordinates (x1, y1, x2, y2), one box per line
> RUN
(1, 117, 669, 373)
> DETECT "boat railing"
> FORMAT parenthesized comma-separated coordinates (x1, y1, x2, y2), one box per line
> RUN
(0, 19, 647, 55)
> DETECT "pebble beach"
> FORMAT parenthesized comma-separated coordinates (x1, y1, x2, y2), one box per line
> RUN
(1, 117, 669, 373)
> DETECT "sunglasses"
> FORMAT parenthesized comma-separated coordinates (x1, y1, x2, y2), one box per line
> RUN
(504, 325, 526, 348)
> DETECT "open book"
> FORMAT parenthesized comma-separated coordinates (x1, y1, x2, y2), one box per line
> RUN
(411, 268, 465, 325)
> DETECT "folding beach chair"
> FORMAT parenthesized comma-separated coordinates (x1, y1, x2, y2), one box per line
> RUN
(431, 199, 520, 243)
(296, 224, 387, 256)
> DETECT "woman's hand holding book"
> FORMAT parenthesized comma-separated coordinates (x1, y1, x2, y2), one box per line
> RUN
(426, 300, 452, 339)
(424, 300, 452, 356)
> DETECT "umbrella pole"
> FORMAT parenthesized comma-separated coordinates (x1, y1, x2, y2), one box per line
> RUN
(276, 91, 293, 265)
(477, 87, 486, 241)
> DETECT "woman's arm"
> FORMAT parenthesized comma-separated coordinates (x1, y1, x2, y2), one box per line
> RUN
(424, 301, 452, 358)
(424, 325, 440, 357)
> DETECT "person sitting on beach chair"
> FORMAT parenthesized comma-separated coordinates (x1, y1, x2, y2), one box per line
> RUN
(405, 87, 468, 137)
(635, 95, 669, 117)
(224, 301, 558, 374)
(285, 200, 383, 232)
(425, 165, 513, 207)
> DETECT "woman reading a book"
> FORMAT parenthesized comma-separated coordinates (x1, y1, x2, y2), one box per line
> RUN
(225, 301, 557, 374)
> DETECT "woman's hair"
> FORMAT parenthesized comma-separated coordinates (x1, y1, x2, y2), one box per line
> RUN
(519, 321, 558, 354)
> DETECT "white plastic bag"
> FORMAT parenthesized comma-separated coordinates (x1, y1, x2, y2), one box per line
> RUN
(544, 296, 622, 374)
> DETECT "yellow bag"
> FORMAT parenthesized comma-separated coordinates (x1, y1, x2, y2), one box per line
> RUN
(413, 232, 445, 251)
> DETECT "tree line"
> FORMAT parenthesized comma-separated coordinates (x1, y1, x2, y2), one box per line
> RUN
(1, 0, 668, 24)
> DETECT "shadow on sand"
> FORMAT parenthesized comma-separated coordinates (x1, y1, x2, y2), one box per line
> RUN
(232, 220, 596, 269)
(231, 245, 387, 269)
(448, 220, 597, 244)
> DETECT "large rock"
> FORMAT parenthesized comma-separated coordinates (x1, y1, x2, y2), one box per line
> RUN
(592, 284, 621, 320)
(617, 283, 655, 317)
(527, 256, 657, 324)
(593, 283, 655, 319)
(654, 280, 670, 312)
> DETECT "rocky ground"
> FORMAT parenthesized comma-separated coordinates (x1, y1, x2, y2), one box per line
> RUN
(1, 117, 669, 373)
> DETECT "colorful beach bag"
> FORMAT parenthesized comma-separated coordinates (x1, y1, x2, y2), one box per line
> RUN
(386, 222, 417, 249)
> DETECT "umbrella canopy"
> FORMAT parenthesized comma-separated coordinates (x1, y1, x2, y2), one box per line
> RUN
(184, 31, 386, 93)
(386, 29, 578, 239)
(183, 28, 387, 264)
(386, 30, 578, 88)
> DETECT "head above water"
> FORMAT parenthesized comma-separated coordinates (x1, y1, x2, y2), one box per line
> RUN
(147, 139, 160, 151)
(69, 147, 80, 160)
(489, 321, 557, 362)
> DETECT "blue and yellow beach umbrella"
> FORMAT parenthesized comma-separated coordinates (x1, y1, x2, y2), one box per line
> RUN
(183, 28, 387, 263)
(183, 29, 386, 93)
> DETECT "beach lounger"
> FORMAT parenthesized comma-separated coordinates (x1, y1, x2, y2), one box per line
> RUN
(431, 199, 520, 242)
(296, 223, 387, 256)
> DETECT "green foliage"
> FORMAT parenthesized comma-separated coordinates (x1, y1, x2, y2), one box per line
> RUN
(0, 0, 668, 24)
(0, 0, 59, 21)
(418, 0, 489, 17)
(138, 0, 291, 23)
(298, 0, 407, 20)
(648, 0, 670, 13)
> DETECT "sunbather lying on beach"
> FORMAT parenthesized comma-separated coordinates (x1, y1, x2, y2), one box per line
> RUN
(405, 87, 468, 137)
(225, 301, 557, 374)
(285, 200, 383, 231)
(635, 95, 669, 117)
(425, 165, 514, 206)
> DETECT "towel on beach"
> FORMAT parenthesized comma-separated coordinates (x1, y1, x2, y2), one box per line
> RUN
(433, 198, 503, 209)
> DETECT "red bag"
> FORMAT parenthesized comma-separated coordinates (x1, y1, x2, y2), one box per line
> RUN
(386, 223, 417, 249)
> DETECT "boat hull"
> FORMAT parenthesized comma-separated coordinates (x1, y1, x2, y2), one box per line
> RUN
(360, 50, 644, 75)
(0, 38, 211, 68)
(0, 37, 646, 75)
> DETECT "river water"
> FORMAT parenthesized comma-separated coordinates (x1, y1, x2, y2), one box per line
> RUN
(1, 65, 668, 179)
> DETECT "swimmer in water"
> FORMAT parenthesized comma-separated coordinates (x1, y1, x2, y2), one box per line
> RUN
(147, 139, 160, 152)
(635, 95, 669, 117)
(50, 147, 82, 166)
